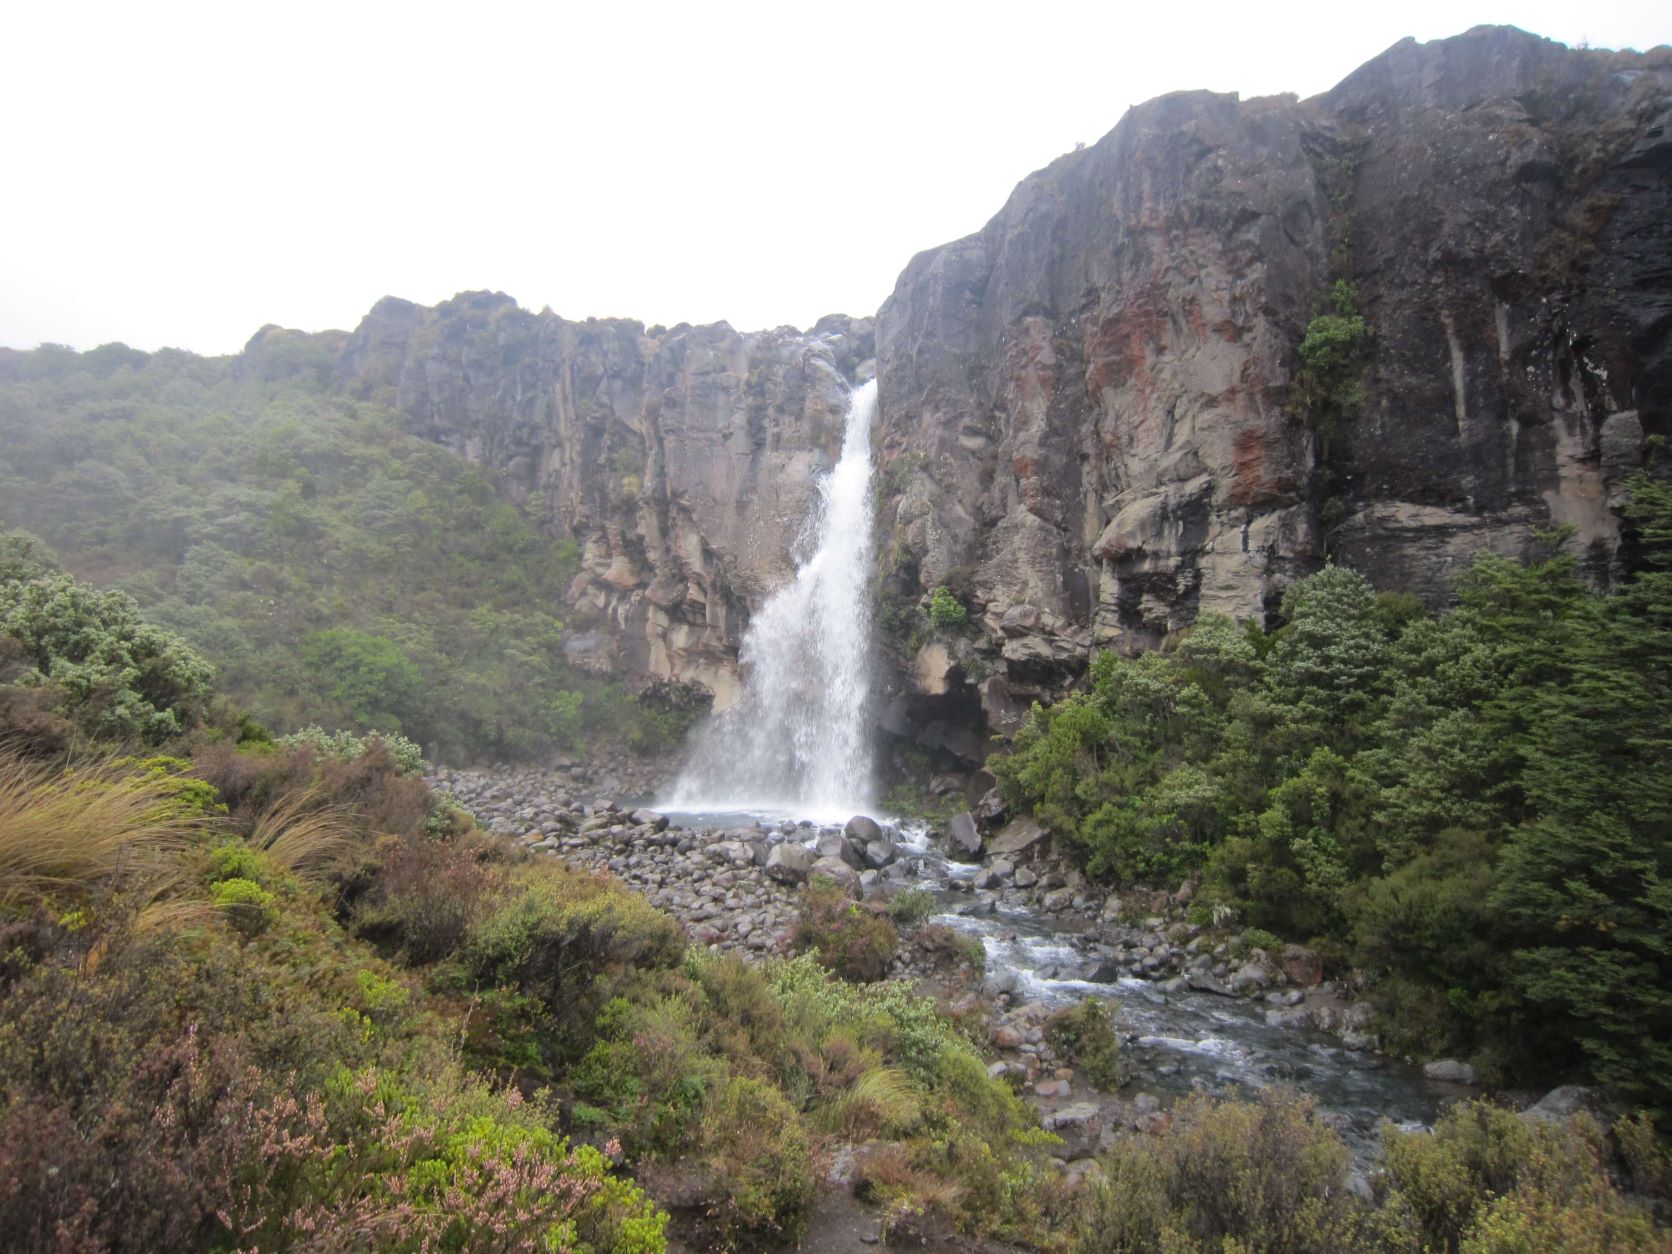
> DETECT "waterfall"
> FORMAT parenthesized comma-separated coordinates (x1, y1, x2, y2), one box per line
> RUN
(665, 377, 879, 820)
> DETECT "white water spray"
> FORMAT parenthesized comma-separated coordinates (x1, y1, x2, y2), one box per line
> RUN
(665, 378, 879, 820)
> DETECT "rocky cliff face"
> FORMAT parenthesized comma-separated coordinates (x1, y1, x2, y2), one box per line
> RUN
(324, 26, 1669, 760)
(872, 26, 1670, 742)
(335, 291, 873, 706)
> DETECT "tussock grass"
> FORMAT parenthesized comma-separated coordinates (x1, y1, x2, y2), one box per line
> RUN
(0, 755, 198, 911)
(245, 788, 356, 884)
(828, 1064, 922, 1138)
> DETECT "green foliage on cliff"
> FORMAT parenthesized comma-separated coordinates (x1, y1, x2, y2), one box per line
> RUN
(994, 478, 1672, 1109)
(0, 342, 595, 761)
(1294, 279, 1368, 436)
(927, 585, 970, 630)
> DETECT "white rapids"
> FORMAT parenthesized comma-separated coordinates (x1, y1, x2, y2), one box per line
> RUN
(663, 378, 879, 823)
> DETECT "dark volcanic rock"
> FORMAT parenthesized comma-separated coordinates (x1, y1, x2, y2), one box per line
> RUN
(874, 25, 1669, 707)
(335, 291, 875, 709)
(947, 811, 983, 860)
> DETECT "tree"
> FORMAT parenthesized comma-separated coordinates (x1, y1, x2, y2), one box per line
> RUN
(300, 628, 426, 738)
(1490, 479, 1672, 1111)
(0, 567, 213, 742)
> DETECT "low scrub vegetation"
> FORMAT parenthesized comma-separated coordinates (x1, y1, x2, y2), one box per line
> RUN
(1074, 1093, 1670, 1253)
(794, 875, 899, 981)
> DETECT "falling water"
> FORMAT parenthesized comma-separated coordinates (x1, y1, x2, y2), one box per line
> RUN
(665, 378, 879, 821)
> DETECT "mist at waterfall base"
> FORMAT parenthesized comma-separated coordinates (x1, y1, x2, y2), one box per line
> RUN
(663, 378, 879, 824)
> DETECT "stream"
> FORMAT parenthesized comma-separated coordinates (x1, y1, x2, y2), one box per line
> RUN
(662, 807, 1443, 1160)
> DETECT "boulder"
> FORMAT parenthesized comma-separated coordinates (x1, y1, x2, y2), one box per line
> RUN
(947, 811, 983, 860)
(1277, 943, 1324, 988)
(976, 787, 1009, 829)
(764, 843, 816, 884)
(1042, 1103, 1105, 1159)
(844, 815, 883, 846)
(863, 837, 897, 868)
(631, 808, 669, 831)
(809, 856, 861, 896)
(988, 817, 1048, 858)
(1423, 1058, 1478, 1085)
(1520, 1085, 1601, 1124)
(816, 832, 864, 870)
(1042, 887, 1076, 913)
(1187, 971, 1233, 997)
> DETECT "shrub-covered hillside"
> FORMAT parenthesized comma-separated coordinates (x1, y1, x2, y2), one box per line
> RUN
(993, 475, 1672, 1114)
(0, 338, 692, 762)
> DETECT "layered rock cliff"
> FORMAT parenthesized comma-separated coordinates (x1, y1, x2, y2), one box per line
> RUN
(334, 291, 873, 706)
(873, 25, 1670, 741)
(324, 25, 1670, 757)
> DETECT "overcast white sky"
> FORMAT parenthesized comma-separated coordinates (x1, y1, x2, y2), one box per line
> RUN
(3, 1, 1669, 356)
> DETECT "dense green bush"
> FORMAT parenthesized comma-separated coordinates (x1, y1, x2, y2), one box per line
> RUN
(1046, 998, 1128, 1091)
(1294, 279, 1368, 437)
(0, 560, 213, 743)
(1073, 1091, 1357, 1253)
(994, 477, 1672, 1106)
(927, 585, 969, 630)
(276, 724, 426, 774)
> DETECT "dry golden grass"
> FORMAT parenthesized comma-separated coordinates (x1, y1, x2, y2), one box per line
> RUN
(827, 1064, 922, 1138)
(0, 754, 199, 912)
(245, 788, 357, 884)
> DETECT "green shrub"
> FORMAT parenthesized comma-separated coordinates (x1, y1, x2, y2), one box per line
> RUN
(1379, 1101, 1663, 1252)
(209, 841, 272, 885)
(467, 864, 684, 1010)
(1046, 998, 1128, 1090)
(794, 876, 899, 982)
(1073, 1091, 1359, 1253)
(1294, 279, 1368, 436)
(887, 887, 940, 926)
(277, 723, 426, 774)
(210, 876, 279, 935)
(697, 1076, 814, 1249)
(0, 569, 213, 742)
(927, 586, 969, 630)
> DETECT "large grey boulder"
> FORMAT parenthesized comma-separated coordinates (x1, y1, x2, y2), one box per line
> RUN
(1520, 1085, 1600, 1123)
(808, 856, 862, 896)
(988, 817, 1048, 858)
(765, 843, 816, 884)
(844, 815, 883, 846)
(976, 787, 1009, 829)
(1423, 1058, 1478, 1085)
(947, 811, 983, 860)
(815, 832, 864, 870)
